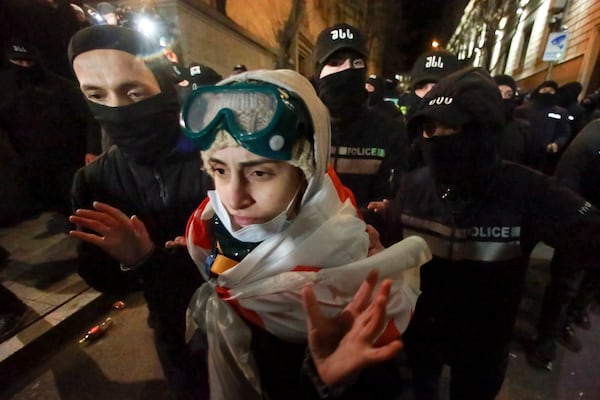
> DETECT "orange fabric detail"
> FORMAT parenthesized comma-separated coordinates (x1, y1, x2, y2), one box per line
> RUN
(228, 299, 265, 329)
(210, 254, 238, 275)
(292, 265, 321, 272)
(374, 320, 401, 346)
(215, 286, 265, 329)
(327, 165, 361, 218)
(215, 285, 231, 299)
(186, 197, 211, 250)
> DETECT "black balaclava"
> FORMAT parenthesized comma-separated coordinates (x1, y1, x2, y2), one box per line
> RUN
(68, 25, 180, 165)
(7, 59, 46, 83)
(557, 81, 582, 108)
(366, 76, 385, 106)
(420, 121, 499, 187)
(493, 74, 517, 121)
(317, 68, 367, 120)
(410, 68, 504, 194)
(581, 96, 597, 112)
(531, 80, 558, 107)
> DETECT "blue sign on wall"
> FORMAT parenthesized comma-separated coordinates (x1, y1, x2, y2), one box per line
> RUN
(543, 32, 569, 62)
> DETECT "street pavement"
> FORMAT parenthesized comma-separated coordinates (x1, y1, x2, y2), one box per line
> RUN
(1, 239, 599, 399)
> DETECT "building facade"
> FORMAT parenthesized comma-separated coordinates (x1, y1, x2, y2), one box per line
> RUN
(87, 0, 372, 79)
(448, 0, 600, 95)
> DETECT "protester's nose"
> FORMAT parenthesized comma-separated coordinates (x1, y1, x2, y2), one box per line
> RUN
(226, 177, 254, 211)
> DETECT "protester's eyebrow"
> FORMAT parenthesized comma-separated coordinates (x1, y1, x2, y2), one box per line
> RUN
(80, 81, 152, 91)
(209, 157, 278, 168)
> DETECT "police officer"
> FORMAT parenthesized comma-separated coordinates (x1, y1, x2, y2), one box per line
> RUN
(313, 23, 408, 210)
(514, 80, 571, 174)
(493, 74, 529, 164)
(398, 49, 459, 170)
(382, 68, 600, 400)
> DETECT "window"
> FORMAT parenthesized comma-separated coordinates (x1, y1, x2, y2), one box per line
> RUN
(518, 22, 533, 69)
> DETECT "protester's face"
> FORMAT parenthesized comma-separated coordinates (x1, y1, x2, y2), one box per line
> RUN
(498, 84, 514, 100)
(319, 50, 365, 79)
(73, 49, 161, 107)
(209, 146, 304, 229)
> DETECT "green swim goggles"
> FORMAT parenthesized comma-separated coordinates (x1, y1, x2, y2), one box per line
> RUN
(180, 82, 313, 160)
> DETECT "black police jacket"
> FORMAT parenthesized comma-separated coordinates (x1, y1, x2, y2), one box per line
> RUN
(556, 118, 600, 207)
(390, 161, 600, 350)
(330, 106, 408, 207)
(71, 145, 208, 338)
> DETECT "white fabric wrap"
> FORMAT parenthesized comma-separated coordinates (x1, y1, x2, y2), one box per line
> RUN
(185, 175, 431, 400)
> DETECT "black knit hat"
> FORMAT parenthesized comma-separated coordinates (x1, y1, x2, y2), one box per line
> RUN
(68, 25, 174, 98)
(493, 74, 516, 92)
(410, 49, 459, 89)
(68, 24, 162, 65)
(409, 67, 504, 134)
(314, 23, 367, 65)
(537, 80, 559, 92)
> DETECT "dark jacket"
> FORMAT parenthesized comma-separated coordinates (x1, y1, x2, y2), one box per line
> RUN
(0, 65, 100, 168)
(499, 117, 529, 164)
(330, 106, 408, 207)
(390, 161, 600, 354)
(514, 101, 571, 172)
(557, 82, 585, 138)
(71, 145, 207, 339)
(249, 324, 402, 400)
(555, 118, 600, 207)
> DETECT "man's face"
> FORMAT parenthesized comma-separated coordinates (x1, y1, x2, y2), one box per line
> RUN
(422, 119, 460, 138)
(73, 49, 161, 107)
(538, 86, 556, 95)
(9, 58, 36, 68)
(414, 82, 436, 98)
(319, 50, 365, 79)
(498, 84, 514, 100)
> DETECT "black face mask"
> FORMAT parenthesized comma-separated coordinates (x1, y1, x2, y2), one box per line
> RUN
(421, 124, 499, 187)
(317, 68, 366, 119)
(87, 92, 180, 165)
(502, 98, 516, 120)
(8, 62, 45, 83)
(532, 92, 556, 106)
(367, 90, 384, 107)
(581, 99, 596, 111)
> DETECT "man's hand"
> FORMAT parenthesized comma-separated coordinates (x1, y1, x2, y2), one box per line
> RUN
(69, 201, 154, 266)
(366, 224, 384, 256)
(85, 153, 99, 165)
(302, 269, 403, 386)
(367, 199, 391, 213)
(546, 142, 558, 153)
(165, 235, 187, 249)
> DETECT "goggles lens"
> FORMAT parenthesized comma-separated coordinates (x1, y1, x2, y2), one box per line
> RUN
(185, 89, 278, 135)
(181, 83, 311, 160)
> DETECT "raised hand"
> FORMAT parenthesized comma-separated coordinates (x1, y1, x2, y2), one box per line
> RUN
(69, 201, 154, 266)
(165, 235, 187, 249)
(302, 269, 403, 386)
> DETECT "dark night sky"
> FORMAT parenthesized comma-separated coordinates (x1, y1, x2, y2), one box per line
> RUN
(383, 0, 470, 75)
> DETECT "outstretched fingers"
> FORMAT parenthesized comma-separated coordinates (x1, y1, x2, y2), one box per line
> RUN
(345, 269, 379, 316)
